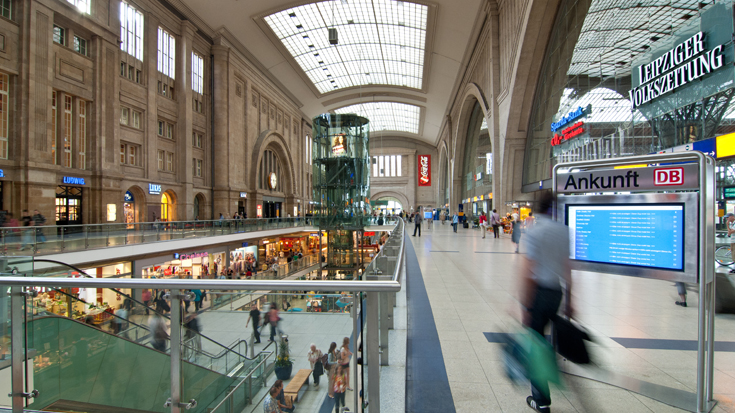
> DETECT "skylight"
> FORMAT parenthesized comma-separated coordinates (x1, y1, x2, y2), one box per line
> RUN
(333, 102, 421, 134)
(569, 0, 707, 77)
(264, 0, 428, 94)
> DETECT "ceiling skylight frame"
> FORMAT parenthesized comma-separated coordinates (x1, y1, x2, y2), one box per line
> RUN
(261, 0, 432, 95)
(333, 102, 422, 135)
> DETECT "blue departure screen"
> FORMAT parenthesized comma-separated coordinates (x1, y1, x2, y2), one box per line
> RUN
(566, 204, 684, 271)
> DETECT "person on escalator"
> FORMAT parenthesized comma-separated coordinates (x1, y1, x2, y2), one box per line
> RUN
(149, 314, 169, 352)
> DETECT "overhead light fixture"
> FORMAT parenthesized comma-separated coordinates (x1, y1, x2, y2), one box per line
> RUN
(329, 28, 338, 45)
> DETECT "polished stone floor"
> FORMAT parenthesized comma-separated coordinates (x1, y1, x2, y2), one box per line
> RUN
(409, 221, 735, 413)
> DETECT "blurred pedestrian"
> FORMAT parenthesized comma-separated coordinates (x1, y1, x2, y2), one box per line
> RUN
(327, 342, 339, 398)
(413, 212, 422, 237)
(451, 212, 459, 232)
(246, 303, 262, 343)
(339, 337, 353, 390)
(490, 209, 501, 238)
(512, 217, 522, 253)
(149, 314, 168, 352)
(333, 365, 347, 413)
(479, 212, 488, 239)
(520, 192, 573, 413)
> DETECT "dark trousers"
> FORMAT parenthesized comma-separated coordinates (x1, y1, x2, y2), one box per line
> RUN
(527, 287, 563, 407)
(413, 223, 421, 236)
(452, 223, 457, 232)
(313, 368, 320, 385)
(493, 225, 500, 238)
(252, 321, 261, 343)
(334, 392, 345, 413)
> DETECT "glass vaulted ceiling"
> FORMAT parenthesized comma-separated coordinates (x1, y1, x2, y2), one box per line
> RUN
(569, 0, 706, 78)
(334, 102, 421, 134)
(264, 0, 428, 94)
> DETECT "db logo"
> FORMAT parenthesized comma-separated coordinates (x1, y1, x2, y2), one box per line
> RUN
(654, 167, 684, 186)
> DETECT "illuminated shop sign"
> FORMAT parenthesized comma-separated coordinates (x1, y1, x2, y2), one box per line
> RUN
(0, 170, 5, 177)
(551, 121, 586, 147)
(550, 106, 589, 133)
(149, 183, 162, 194)
(62, 176, 85, 185)
(418, 155, 431, 186)
(174, 251, 209, 260)
(630, 32, 725, 108)
(240, 192, 247, 198)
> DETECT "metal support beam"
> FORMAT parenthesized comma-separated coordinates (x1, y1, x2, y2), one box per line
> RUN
(10, 286, 23, 413)
(367, 291, 380, 412)
(170, 289, 182, 413)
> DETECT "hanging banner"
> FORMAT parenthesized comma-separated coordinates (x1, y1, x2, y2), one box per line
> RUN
(418, 155, 431, 186)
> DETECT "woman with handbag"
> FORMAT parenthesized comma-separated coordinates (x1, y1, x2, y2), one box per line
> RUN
(326, 342, 338, 398)
(307, 344, 324, 388)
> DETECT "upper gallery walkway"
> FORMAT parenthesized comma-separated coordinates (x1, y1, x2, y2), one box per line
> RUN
(404, 220, 735, 413)
(0, 217, 398, 267)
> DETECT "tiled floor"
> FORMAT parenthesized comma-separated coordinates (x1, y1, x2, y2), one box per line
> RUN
(409, 222, 735, 412)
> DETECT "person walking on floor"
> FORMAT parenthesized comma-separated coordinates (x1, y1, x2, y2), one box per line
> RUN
(413, 211, 423, 237)
(327, 342, 339, 398)
(245, 303, 262, 343)
(675, 282, 688, 307)
(451, 212, 459, 232)
(512, 217, 522, 253)
(490, 209, 501, 238)
(519, 192, 573, 413)
(333, 365, 347, 413)
(32, 210, 47, 244)
(479, 212, 488, 238)
(308, 343, 324, 388)
(339, 337, 353, 390)
(267, 304, 280, 342)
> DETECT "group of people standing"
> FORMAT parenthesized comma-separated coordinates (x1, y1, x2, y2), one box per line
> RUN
(306, 338, 353, 413)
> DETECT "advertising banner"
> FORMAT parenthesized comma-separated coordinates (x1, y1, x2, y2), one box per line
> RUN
(418, 155, 431, 186)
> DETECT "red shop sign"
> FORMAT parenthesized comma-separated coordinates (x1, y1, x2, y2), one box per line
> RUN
(364, 232, 376, 236)
(418, 155, 431, 186)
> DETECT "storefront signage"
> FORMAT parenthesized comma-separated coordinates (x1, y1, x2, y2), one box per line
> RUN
(174, 251, 209, 260)
(418, 155, 431, 186)
(0, 169, 5, 178)
(240, 192, 247, 198)
(476, 172, 482, 181)
(551, 106, 589, 133)
(551, 121, 586, 147)
(124, 191, 134, 202)
(364, 232, 375, 236)
(242, 242, 249, 247)
(149, 183, 162, 194)
(257, 204, 263, 218)
(62, 176, 85, 185)
(630, 32, 725, 108)
(723, 186, 735, 200)
(556, 164, 699, 193)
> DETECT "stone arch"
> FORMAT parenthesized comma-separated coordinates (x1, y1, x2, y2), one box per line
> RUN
(161, 189, 177, 221)
(452, 83, 490, 177)
(193, 192, 207, 219)
(124, 185, 146, 224)
(437, 141, 449, 207)
(250, 130, 296, 196)
(371, 191, 410, 212)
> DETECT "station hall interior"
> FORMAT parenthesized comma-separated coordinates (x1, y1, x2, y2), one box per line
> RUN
(3, 0, 735, 412)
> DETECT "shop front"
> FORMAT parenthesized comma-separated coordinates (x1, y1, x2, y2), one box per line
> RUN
(139, 247, 226, 279)
(56, 176, 85, 226)
(230, 244, 258, 275)
(124, 190, 136, 227)
(146, 184, 176, 222)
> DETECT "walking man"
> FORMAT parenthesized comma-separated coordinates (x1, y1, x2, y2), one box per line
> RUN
(520, 192, 573, 413)
(413, 210, 423, 237)
(490, 209, 501, 238)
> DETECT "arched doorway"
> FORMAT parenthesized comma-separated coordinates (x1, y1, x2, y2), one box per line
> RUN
(460, 100, 493, 216)
(258, 148, 284, 218)
(374, 197, 403, 215)
(160, 191, 176, 221)
(193, 193, 205, 220)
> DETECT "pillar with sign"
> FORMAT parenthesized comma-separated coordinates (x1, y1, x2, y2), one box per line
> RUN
(553, 152, 715, 413)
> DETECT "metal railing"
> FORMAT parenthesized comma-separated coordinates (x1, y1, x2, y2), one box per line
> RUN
(0, 219, 405, 413)
(208, 350, 275, 413)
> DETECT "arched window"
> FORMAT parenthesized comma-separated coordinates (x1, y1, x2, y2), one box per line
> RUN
(258, 149, 282, 192)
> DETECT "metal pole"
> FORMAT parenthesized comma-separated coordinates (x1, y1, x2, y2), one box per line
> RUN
(170, 289, 182, 413)
(10, 286, 23, 413)
(706, 157, 716, 404)
(379, 292, 390, 366)
(696, 154, 708, 413)
(366, 291, 380, 412)
(351, 293, 358, 412)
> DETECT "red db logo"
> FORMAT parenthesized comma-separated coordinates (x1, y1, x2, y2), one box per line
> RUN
(654, 167, 684, 186)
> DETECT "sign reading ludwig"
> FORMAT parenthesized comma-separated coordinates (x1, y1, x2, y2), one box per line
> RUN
(418, 155, 431, 186)
(629, 31, 725, 108)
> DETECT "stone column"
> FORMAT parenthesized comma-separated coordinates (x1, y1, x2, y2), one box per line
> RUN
(178, 21, 196, 220)
(211, 44, 231, 217)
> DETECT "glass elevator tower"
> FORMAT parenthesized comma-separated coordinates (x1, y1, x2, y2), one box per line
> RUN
(312, 113, 371, 278)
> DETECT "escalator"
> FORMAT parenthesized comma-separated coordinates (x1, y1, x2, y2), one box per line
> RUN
(2, 259, 276, 412)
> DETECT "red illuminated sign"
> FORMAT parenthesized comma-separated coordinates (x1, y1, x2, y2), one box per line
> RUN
(550, 121, 586, 147)
(364, 232, 376, 236)
(418, 155, 431, 186)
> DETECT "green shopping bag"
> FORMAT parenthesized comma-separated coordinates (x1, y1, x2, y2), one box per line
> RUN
(524, 328, 562, 387)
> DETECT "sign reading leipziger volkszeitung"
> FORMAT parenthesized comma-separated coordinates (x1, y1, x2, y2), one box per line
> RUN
(556, 164, 699, 194)
(629, 31, 725, 109)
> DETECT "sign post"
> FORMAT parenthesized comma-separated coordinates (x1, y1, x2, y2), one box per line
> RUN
(553, 152, 716, 413)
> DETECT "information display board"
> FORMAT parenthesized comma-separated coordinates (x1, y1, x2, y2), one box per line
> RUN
(557, 193, 698, 283)
(566, 204, 684, 271)
(723, 185, 735, 200)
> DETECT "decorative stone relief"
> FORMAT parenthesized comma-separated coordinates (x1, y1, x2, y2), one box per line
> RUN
(235, 82, 242, 97)
(293, 121, 299, 134)
(252, 90, 259, 107)
(262, 98, 268, 113)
